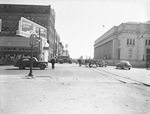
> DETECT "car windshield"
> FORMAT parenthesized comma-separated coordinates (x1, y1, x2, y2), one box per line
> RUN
(126, 61, 130, 65)
(121, 61, 130, 65)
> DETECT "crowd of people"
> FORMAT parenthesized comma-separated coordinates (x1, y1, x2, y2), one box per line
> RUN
(78, 59, 93, 67)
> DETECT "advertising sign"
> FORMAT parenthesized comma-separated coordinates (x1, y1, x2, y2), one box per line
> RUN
(16, 17, 47, 39)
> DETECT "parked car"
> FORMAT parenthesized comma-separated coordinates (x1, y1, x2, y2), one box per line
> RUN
(14, 57, 48, 70)
(88, 59, 97, 67)
(56, 56, 72, 64)
(116, 60, 132, 70)
(96, 59, 107, 67)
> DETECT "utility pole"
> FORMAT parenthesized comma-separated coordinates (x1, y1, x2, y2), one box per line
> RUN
(38, 28, 41, 60)
(28, 33, 38, 78)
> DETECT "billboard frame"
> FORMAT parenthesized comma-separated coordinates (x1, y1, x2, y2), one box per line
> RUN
(16, 17, 47, 39)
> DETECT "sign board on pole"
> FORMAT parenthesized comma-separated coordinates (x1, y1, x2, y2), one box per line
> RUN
(16, 17, 47, 39)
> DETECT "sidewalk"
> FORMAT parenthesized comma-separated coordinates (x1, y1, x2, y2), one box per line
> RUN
(96, 66, 150, 86)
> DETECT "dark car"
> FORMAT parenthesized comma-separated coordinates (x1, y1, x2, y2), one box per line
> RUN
(116, 60, 132, 70)
(88, 59, 97, 67)
(14, 57, 48, 70)
(96, 59, 107, 67)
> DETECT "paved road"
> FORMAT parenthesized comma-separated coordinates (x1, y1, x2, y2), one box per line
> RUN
(0, 64, 150, 114)
(94, 66, 150, 86)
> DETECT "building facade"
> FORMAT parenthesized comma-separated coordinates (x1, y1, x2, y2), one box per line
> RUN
(0, 4, 56, 64)
(94, 21, 150, 67)
(54, 30, 60, 57)
(48, 8, 55, 61)
(58, 42, 64, 56)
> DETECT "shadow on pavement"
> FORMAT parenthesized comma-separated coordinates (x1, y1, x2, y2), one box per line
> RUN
(5, 68, 52, 70)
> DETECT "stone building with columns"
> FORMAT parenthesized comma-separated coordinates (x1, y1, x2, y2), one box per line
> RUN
(94, 21, 150, 67)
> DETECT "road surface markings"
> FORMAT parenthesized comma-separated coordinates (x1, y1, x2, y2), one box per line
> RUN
(91, 68, 142, 85)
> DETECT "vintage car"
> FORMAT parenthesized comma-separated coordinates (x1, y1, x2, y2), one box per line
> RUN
(116, 60, 132, 70)
(56, 56, 72, 64)
(96, 59, 107, 67)
(14, 57, 48, 70)
(89, 59, 97, 67)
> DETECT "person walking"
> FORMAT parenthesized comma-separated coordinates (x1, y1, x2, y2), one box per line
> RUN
(51, 57, 56, 69)
(146, 59, 150, 70)
(88, 59, 92, 68)
(78, 59, 82, 67)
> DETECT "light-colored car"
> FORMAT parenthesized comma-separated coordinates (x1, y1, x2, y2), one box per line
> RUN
(96, 59, 107, 67)
(116, 60, 132, 70)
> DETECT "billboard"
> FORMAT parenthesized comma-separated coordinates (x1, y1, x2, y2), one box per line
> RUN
(0, 4, 50, 14)
(16, 17, 47, 39)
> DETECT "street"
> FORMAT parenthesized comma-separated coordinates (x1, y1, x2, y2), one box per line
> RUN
(0, 63, 150, 114)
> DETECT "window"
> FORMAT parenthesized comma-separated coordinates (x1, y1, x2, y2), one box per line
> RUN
(127, 39, 129, 45)
(145, 39, 148, 45)
(149, 40, 150, 45)
(130, 39, 132, 45)
(133, 39, 135, 45)
(127, 39, 135, 45)
(129, 48, 132, 58)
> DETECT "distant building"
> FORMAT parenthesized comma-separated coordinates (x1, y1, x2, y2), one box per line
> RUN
(48, 8, 56, 60)
(54, 30, 60, 57)
(58, 42, 64, 56)
(62, 50, 69, 56)
(94, 21, 150, 67)
(0, 4, 56, 64)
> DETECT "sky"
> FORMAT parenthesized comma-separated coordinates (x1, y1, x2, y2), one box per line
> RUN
(1, 0, 150, 59)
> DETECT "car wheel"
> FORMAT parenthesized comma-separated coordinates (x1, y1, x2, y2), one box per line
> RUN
(40, 65, 45, 70)
(128, 68, 131, 70)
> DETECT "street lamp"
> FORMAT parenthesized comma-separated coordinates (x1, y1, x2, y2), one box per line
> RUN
(28, 33, 38, 78)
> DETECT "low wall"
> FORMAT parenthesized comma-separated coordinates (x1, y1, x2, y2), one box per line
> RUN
(105, 60, 146, 68)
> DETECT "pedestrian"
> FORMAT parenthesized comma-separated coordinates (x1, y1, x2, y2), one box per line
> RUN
(51, 57, 56, 69)
(78, 59, 82, 67)
(89, 59, 92, 68)
(146, 59, 150, 70)
(85, 59, 88, 67)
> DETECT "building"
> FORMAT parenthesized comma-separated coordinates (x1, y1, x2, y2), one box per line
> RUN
(48, 8, 56, 60)
(94, 21, 150, 67)
(0, 4, 56, 64)
(58, 42, 64, 56)
(62, 50, 69, 56)
(54, 30, 60, 57)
